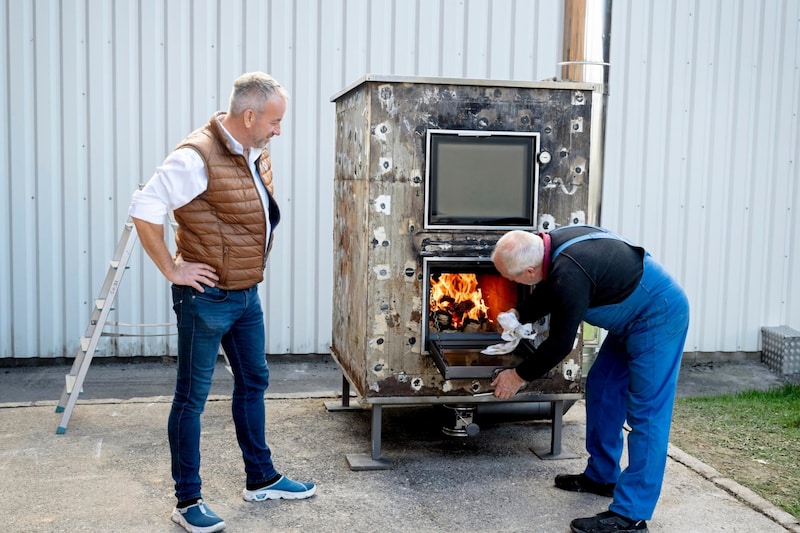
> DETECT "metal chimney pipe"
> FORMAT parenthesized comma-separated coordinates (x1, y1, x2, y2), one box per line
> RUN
(559, 0, 612, 226)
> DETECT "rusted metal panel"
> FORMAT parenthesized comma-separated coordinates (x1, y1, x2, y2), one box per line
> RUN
(333, 76, 594, 399)
(332, 87, 371, 396)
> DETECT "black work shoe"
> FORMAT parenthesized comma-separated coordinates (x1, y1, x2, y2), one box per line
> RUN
(570, 510, 648, 533)
(554, 473, 615, 497)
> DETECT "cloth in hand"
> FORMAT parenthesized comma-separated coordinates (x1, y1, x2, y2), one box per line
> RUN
(481, 311, 537, 355)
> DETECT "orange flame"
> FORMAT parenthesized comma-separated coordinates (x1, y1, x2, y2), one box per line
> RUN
(429, 273, 490, 329)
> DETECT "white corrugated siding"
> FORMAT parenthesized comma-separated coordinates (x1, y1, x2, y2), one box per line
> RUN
(602, 0, 800, 352)
(0, 0, 797, 359)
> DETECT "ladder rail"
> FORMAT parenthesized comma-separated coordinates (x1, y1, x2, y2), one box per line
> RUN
(61, 225, 137, 389)
(56, 221, 139, 433)
(54, 216, 228, 434)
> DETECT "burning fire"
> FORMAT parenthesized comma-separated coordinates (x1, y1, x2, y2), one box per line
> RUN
(429, 273, 490, 330)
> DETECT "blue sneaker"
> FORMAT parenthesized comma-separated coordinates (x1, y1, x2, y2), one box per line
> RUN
(171, 500, 226, 533)
(242, 475, 317, 501)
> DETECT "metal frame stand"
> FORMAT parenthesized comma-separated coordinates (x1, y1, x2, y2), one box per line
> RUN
(324, 375, 392, 470)
(325, 372, 581, 470)
(530, 399, 580, 460)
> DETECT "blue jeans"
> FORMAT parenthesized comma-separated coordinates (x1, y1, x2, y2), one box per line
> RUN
(169, 284, 278, 502)
(583, 253, 690, 520)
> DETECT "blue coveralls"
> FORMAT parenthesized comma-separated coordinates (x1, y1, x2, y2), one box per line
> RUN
(552, 228, 690, 520)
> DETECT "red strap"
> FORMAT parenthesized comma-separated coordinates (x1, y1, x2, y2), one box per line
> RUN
(539, 232, 551, 280)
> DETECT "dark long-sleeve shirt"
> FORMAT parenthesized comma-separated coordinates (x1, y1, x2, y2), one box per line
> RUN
(514, 226, 645, 381)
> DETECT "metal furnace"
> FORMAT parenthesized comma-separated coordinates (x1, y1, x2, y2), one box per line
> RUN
(329, 75, 600, 469)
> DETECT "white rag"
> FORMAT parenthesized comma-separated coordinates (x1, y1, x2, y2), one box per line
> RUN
(481, 311, 538, 355)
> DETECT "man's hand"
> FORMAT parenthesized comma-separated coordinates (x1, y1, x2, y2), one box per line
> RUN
(491, 368, 526, 399)
(132, 217, 218, 292)
(170, 256, 219, 292)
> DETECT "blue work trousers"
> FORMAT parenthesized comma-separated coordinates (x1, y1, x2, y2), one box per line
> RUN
(583, 253, 690, 520)
(169, 284, 278, 502)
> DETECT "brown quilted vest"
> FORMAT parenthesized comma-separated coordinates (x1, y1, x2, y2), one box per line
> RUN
(172, 112, 279, 290)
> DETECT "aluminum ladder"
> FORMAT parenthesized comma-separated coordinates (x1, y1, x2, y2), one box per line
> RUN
(55, 219, 140, 434)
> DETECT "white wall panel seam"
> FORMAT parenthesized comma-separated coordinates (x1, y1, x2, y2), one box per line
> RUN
(728, 0, 747, 351)
(316, 0, 335, 353)
(789, 0, 800, 327)
(413, 0, 421, 74)
(32, 1, 43, 356)
(738, 1, 764, 350)
(0, 0, 13, 357)
(42, 1, 66, 355)
(699, 0, 723, 350)
(775, 0, 799, 325)
(760, 2, 784, 330)
(719, 1, 745, 351)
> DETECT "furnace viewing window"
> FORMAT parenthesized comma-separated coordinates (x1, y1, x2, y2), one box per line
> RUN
(424, 129, 540, 230)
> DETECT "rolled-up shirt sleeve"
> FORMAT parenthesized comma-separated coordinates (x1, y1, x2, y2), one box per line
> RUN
(128, 148, 208, 224)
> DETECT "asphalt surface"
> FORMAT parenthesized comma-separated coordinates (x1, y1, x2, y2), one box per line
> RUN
(1, 355, 798, 532)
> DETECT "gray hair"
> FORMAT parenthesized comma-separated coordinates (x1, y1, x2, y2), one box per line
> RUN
(491, 230, 544, 276)
(228, 72, 290, 115)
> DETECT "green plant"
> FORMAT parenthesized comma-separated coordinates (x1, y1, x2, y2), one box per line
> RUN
(671, 384, 800, 518)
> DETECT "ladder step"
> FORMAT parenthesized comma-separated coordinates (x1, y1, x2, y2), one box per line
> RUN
(109, 260, 131, 270)
(64, 374, 84, 395)
(95, 299, 114, 311)
(79, 336, 102, 353)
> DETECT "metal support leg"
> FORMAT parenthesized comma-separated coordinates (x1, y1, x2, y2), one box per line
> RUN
(324, 374, 362, 412)
(323, 373, 392, 469)
(532, 400, 579, 460)
(346, 403, 393, 470)
(370, 404, 383, 460)
(341, 375, 350, 407)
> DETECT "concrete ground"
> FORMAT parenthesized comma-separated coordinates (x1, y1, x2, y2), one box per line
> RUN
(1, 356, 798, 532)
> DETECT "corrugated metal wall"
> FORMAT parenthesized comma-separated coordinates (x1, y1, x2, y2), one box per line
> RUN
(0, 0, 797, 360)
(603, 0, 800, 353)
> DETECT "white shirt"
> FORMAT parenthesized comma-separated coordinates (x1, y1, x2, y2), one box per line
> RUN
(128, 115, 272, 241)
